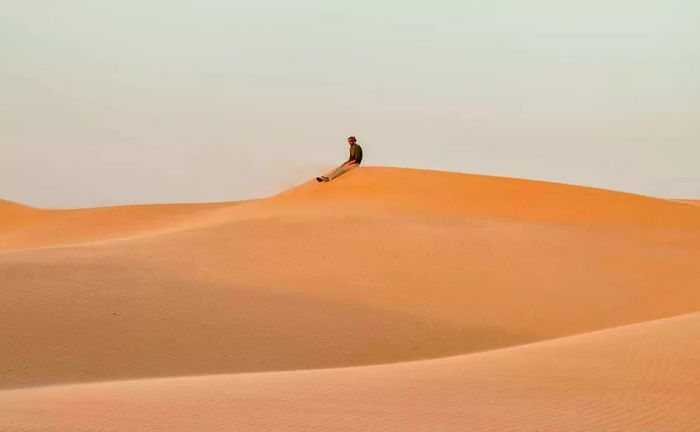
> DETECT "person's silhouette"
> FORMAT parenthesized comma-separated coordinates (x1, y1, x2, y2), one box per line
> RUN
(316, 136, 363, 182)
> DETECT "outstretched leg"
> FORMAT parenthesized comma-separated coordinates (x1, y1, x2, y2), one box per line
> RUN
(328, 163, 357, 180)
(316, 163, 358, 182)
(317, 166, 341, 182)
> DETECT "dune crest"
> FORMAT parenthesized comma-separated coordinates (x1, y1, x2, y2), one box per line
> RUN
(0, 200, 249, 251)
(273, 167, 700, 226)
(0, 199, 44, 232)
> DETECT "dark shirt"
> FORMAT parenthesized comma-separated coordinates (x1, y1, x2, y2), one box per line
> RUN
(349, 144, 363, 164)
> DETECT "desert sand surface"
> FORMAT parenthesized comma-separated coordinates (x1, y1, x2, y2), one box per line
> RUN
(2, 312, 698, 431)
(1, 167, 699, 430)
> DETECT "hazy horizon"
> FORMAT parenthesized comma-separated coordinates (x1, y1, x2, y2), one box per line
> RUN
(2, 1, 699, 208)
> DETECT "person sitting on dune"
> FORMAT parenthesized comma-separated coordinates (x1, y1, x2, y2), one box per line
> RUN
(316, 136, 363, 182)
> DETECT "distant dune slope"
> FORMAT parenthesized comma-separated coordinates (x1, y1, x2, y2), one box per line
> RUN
(1, 167, 699, 390)
(0, 200, 45, 232)
(2, 312, 698, 431)
(0, 200, 245, 251)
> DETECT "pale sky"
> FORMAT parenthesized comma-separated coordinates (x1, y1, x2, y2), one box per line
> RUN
(2, 0, 699, 208)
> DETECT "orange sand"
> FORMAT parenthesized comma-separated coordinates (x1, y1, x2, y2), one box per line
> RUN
(1, 167, 699, 430)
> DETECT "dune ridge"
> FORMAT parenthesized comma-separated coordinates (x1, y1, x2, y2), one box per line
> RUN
(273, 168, 700, 226)
(1, 167, 699, 430)
(0, 199, 250, 252)
(3, 168, 700, 253)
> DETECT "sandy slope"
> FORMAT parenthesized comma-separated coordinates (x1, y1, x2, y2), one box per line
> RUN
(273, 168, 700, 226)
(2, 313, 698, 431)
(0, 200, 245, 251)
(1, 167, 699, 430)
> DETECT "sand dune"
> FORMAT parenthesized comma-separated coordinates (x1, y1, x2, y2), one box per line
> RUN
(273, 168, 700, 226)
(0, 199, 245, 251)
(1, 167, 699, 430)
(2, 313, 698, 431)
(0, 200, 45, 233)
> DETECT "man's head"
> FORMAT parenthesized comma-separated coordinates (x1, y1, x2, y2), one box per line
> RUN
(347, 136, 357, 146)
